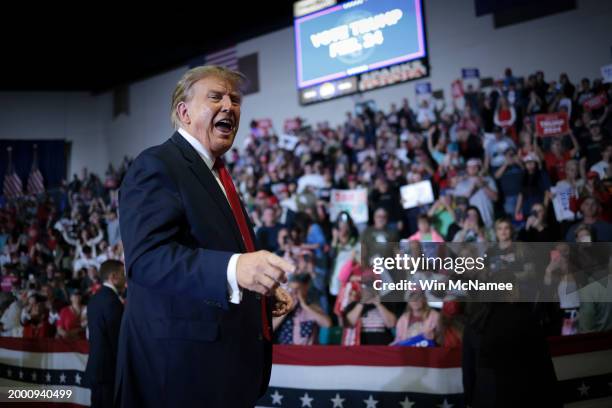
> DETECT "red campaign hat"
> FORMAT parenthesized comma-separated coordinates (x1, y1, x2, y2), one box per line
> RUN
(256, 191, 268, 199)
(268, 195, 279, 206)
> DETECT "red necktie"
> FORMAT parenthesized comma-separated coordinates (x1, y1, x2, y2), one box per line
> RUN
(213, 158, 271, 341)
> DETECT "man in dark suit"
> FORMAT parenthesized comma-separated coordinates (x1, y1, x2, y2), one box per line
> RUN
(84, 260, 125, 408)
(117, 65, 295, 408)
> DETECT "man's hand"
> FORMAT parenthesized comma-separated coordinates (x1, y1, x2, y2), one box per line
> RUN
(236, 250, 294, 296)
(272, 287, 294, 317)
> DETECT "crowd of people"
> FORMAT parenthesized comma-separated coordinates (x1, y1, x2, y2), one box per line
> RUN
(0, 158, 130, 339)
(1, 67, 612, 349)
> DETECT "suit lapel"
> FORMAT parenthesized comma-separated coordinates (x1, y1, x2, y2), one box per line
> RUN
(241, 201, 259, 251)
(170, 132, 246, 252)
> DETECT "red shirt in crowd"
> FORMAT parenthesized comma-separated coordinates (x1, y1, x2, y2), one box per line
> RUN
(23, 319, 52, 338)
(544, 151, 571, 184)
(57, 306, 85, 339)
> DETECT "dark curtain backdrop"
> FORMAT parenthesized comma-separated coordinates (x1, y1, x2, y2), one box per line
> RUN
(0, 139, 68, 192)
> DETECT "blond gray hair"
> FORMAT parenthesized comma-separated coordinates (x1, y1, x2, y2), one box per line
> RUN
(170, 65, 245, 129)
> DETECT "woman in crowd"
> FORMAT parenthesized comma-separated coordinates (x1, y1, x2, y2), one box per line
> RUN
(543, 242, 579, 335)
(328, 211, 359, 301)
(334, 258, 396, 345)
(452, 206, 493, 243)
(551, 159, 584, 229)
(427, 192, 457, 239)
(293, 212, 329, 312)
(494, 96, 517, 141)
(515, 154, 551, 221)
(273, 273, 331, 345)
(343, 289, 397, 345)
(391, 291, 439, 346)
(516, 126, 541, 160)
(22, 297, 52, 338)
(543, 134, 579, 184)
(434, 302, 464, 348)
(408, 214, 445, 243)
(518, 202, 557, 242)
(56, 290, 86, 340)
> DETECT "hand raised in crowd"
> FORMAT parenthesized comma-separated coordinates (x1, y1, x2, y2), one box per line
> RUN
(363, 295, 381, 306)
(331, 227, 339, 245)
(525, 214, 539, 229)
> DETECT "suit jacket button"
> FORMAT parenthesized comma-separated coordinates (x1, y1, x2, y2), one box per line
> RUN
(258, 333, 263, 341)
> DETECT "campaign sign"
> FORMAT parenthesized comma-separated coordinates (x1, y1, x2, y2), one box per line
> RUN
(415, 82, 432, 95)
(279, 134, 300, 151)
(461, 68, 480, 91)
(461, 68, 480, 79)
(583, 93, 608, 112)
(330, 188, 369, 223)
(535, 112, 569, 137)
(550, 184, 577, 222)
(601, 64, 612, 84)
(400, 180, 435, 209)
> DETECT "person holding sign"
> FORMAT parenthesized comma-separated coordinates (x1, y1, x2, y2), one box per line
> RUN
(550, 159, 583, 224)
(543, 133, 579, 184)
(494, 96, 517, 140)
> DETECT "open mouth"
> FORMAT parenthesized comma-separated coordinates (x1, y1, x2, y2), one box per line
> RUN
(214, 118, 234, 134)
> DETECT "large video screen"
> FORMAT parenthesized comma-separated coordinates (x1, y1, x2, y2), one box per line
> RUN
(294, 0, 426, 89)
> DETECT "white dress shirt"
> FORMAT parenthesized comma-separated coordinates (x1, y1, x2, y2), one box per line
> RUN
(178, 128, 242, 304)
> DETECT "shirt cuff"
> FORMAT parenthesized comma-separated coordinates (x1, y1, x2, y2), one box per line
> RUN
(227, 253, 242, 304)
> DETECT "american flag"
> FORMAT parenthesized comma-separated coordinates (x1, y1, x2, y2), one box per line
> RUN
(257, 335, 612, 407)
(1, 333, 611, 407)
(2, 146, 23, 199)
(27, 144, 45, 196)
(0, 338, 90, 406)
(205, 46, 238, 71)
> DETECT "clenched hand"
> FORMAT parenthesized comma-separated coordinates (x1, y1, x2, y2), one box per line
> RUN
(236, 250, 294, 296)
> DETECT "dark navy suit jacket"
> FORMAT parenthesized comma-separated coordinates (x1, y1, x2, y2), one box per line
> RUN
(116, 132, 272, 408)
(84, 285, 123, 386)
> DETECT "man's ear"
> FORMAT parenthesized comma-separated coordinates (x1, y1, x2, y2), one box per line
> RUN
(177, 101, 190, 125)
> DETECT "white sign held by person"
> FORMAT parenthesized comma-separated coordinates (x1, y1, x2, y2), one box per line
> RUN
(330, 188, 369, 224)
(279, 134, 300, 151)
(400, 180, 435, 209)
(550, 185, 579, 222)
(602, 64, 612, 84)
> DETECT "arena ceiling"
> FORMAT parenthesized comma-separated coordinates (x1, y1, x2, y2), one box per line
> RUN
(0, 2, 294, 92)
